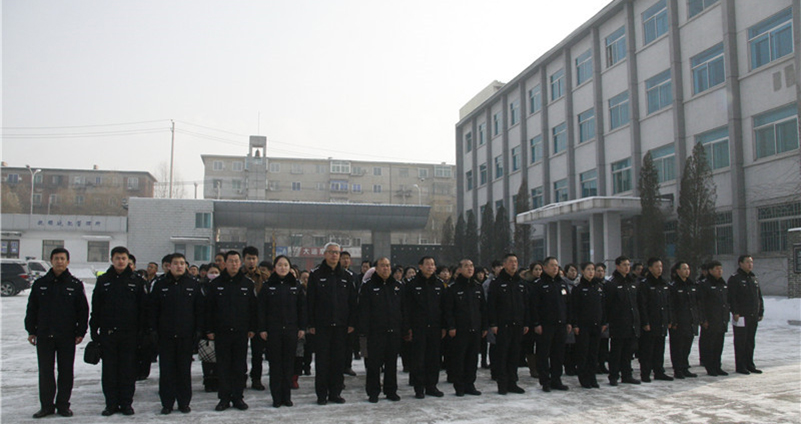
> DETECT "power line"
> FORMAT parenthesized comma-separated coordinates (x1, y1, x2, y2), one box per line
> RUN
(1, 119, 170, 130)
(2, 128, 168, 139)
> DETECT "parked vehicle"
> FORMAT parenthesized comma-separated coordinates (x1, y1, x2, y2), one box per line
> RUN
(0, 260, 32, 297)
(26, 260, 51, 279)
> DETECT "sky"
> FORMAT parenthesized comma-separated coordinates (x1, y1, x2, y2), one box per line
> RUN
(2, 0, 613, 197)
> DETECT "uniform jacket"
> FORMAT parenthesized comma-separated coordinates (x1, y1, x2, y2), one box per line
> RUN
(404, 272, 445, 331)
(699, 276, 730, 333)
(90, 266, 147, 337)
(487, 270, 529, 328)
(205, 269, 258, 334)
(604, 270, 641, 338)
(245, 267, 269, 295)
(570, 277, 605, 328)
(358, 273, 406, 335)
(307, 261, 357, 329)
(637, 272, 672, 337)
(669, 277, 702, 336)
(258, 272, 307, 333)
(150, 271, 204, 338)
(443, 275, 487, 332)
(530, 272, 571, 327)
(727, 268, 764, 319)
(25, 269, 89, 338)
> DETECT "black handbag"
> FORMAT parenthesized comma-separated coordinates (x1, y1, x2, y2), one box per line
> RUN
(84, 341, 101, 365)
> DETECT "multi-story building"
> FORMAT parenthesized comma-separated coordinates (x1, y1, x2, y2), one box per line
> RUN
(1, 164, 156, 216)
(455, 0, 800, 295)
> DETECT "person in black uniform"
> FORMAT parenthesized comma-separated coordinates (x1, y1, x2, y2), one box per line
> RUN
(90, 246, 147, 416)
(259, 255, 307, 408)
(358, 257, 407, 403)
(604, 256, 641, 386)
(531, 257, 571, 392)
(242, 246, 269, 391)
(307, 243, 356, 405)
(571, 262, 605, 389)
(487, 253, 529, 395)
(637, 257, 673, 382)
(405, 256, 446, 399)
(25, 247, 89, 419)
(150, 252, 204, 414)
(698, 260, 729, 376)
(443, 259, 487, 396)
(199, 264, 222, 392)
(669, 261, 701, 379)
(728, 255, 764, 375)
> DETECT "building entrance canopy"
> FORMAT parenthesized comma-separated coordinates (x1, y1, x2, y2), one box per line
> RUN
(515, 196, 647, 225)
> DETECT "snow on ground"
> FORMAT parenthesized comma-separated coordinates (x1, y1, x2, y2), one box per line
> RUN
(2, 293, 799, 424)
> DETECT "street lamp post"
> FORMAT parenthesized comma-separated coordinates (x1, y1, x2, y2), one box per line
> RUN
(26, 165, 41, 216)
(412, 184, 422, 206)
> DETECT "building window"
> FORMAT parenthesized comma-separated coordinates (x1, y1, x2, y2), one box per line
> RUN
(691, 43, 725, 95)
(689, 0, 718, 18)
(330, 180, 348, 192)
(697, 127, 730, 169)
(664, 220, 677, 257)
(493, 112, 501, 136)
(749, 8, 793, 70)
(612, 158, 632, 193)
(316, 182, 327, 191)
(292, 182, 301, 191)
(550, 69, 565, 101)
(373, 184, 382, 193)
(72, 176, 84, 186)
(313, 236, 327, 247)
(553, 179, 569, 202)
(478, 123, 486, 145)
(418, 168, 429, 179)
(87, 241, 108, 263)
(49, 194, 58, 205)
(213, 161, 224, 171)
(269, 163, 281, 173)
(127, 177, 139, 190)
(532, 238, 545, 261)
(646, 69, 673, 114)
(509, 99, 520, 126)
(51, 175, 63, 185)
(495, 200, 504, 213)
(552, 122, 567, 154)
(758, 201, 801, 252)
(42, 240, 64, 261)
(330, 160, 351, 174)
(195, 212, 212, 229)
(434, 165, 451, 178)
(32, 193, 42, 205)
(530, 135, 543, 164)
(466, 170, 474, 191)
(433, 182, 451, 195)
(5, 174, 19, 184)
(74, 195, 84, 206)
(465, 132, 473, 152)
(290, 164, 304, 174)
(643, 0, 668, 45)
(193, 245, 211, 262)
(399, 167, 409, 177)
(268, 181, 280, 191)
(578, 108, 596, 143)
(754, 103, 799, 159)
(34, 173, 43, 184)
(373, 167, 382, 176)
(232, 162, 244, 171)
(352, 183, 362, 193)
(605, 26, 626, 67)
(651, 144, 676, 183)
(352, 166, 365, 175)
(575, 49, 593, 85)
(511, 146, 521, 172)
(494, 155, 504, 179)
(609, 91, 630, 130)
(580, 169, 598, 197)
(479, 163, 488, 185)
(316, 164, 327, 174)
(715, 211, 734, 255)
(529, 85, 542, 114)
(232, 179, 243, 190)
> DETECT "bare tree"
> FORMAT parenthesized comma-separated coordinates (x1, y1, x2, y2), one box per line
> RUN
(153, 161, 187, 199)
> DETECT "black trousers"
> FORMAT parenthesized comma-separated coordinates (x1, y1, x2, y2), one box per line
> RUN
(669, 329, 694, 373)
(136, 335, 154, 379)
(699, 328, 725, 372)
(249, 336, 265, 382)
(158, 336, 194, 409)
(36, 335, 76, 410)
(536, 324, 566, 386)
(100, 331, 138, 409)
(493, 325, 523, 389)
(314, 326, 348, 400)
(410, 327, 442, 391)
(216, 332, 249, 401)
(608, 336, 636, 381)
(448, 329, 481, 392)
(734, 317, 758, 371)
(365, 331, 401, 398)
(267, 329, 297, 404)
(639, 329, 667, 377)
(574, 324, 601, 384)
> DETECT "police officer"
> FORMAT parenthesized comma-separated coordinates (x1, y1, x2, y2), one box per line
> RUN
(242, 246, 269, 391)
(404, 256, 446, 399)
(307, 243, 356, 405)
(487, 253, 529, 395)
(443, 259, 487, 396)
(25, 247, 89, 419)
(259, 255, 307, 408)
(339, 250, 359, 375)
(150, 252, 204, 414)
(699, 260, 730, 376)
(571, 262, 605, 389)
(604, 256, 641, 386)
(530, 256, 571, 392)
(637, 257, 673, 382)
(90, 246, 147, 416)
(358, 257, 406, 403)
(669, 261, 701, 379)
(727, 255, 764, 375)
(206, 250, 259, 412)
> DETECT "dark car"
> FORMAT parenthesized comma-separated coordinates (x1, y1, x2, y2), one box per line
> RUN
(1, 261, 32, 297)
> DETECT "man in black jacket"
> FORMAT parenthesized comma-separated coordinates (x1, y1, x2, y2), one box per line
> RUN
(25, 247, 89, 419)
(306, 243, 356, 405)
(242, 245, 269, 391)
(150, 252, 204, 414)
(699, 260, 729, 376)
(487, 253, 529, 394)
(669, 261, 701, 378)
(206, 251, 259, 411)
(604, 256, 641, 386)
(90, 246, 147, 416)
(531, 257, 571, 392)
(637, 257, 673, 382)
(571, 262, 605, 389)
(358, 257, 406, 403)
(727, 255, 764, 374)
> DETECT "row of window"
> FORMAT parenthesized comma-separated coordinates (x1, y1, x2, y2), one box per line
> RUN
(31, 194, 126, 208)
(212, 159, 452, 179)
(4, 174, 140, 190)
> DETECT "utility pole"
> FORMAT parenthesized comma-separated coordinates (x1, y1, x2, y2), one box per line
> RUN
(169, 120, 175, 198)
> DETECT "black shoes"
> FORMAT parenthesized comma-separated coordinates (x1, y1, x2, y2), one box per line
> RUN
(120, 405, 134, 415)
(621, 377, 641, 385)
(57, 407, 73, 417)
(317, 398, 328, 405)
(179, 406, 191, 413)
(707, 369, 719, 376)
(455, 390, 465, 397)
(609, 379, 619, 386)
(33, 408, 55, 419)
(654, 373, 674, 381)
(684, 371, 698, 378)
(426, 387, 444, 397)
(386, 393, 401, 401)
(251, 380, 266, 391)
(641, 374, 652, 383)
(368, 396, 379, 403)
(465, 387, 482, 396)
(717, 369, 729, 376)
(541, 384, 552, 392)
(101, 406, 118, 416)
(551, 381, 569, 391)
(747, 368, 763, 374)
(215, 400, 230, 411)
(344, 368, 357, 376)
(160, 407, 172, 415)
(273, 402, 282, 408)
(736, 369, 751, 375)
(414, 388, 425, 399)
(329, 396, 346, 404)
(232, 399, 249, 410)
(283, 400, 293, 407)
(508, 384, 525, 394)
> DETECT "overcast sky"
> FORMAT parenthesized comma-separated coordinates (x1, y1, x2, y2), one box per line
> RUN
(2, 0, 612, 196)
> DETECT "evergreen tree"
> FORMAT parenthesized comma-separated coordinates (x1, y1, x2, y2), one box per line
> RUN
(453, 213, 466, 259)
(676, 143, 717, 272)
(479, 203, 495, 267)
(494, 204, 511, 260)
(638, 151, 666, 260)
(465, 210, 479, 264)
(514, 180, 531, 264)
(440, 215, 455, 264)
